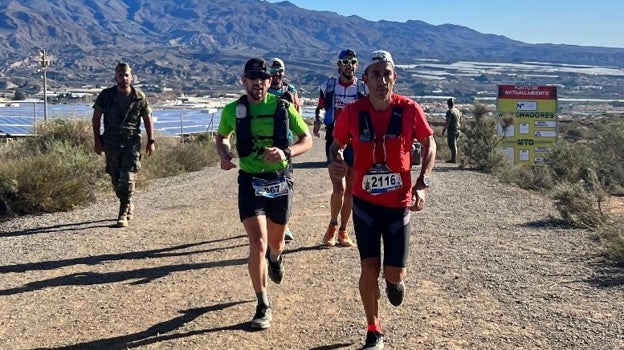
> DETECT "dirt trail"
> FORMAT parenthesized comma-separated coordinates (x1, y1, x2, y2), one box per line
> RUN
(0, 138, 623, 350)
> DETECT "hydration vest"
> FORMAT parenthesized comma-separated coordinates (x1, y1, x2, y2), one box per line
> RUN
(355, 106, 412, 173)
(269, 82, 296, 104)
(235, 95, 290, 158)
(323, 78, 367, 126)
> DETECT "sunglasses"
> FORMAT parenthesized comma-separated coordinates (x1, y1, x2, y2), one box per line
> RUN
(270, 67, 284, 75)
(245, 71, 270, 80)
(338, 59, 358, 66)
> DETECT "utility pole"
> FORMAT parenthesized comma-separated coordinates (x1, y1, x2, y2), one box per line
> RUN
(39, 49, 50, 123)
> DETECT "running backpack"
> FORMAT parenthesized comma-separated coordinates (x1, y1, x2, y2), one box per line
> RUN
(323, 78, 367, 126)
(235, 95, 290, 158)
(357, 106, 421, 167)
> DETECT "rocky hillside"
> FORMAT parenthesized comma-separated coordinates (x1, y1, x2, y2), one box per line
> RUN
(1, 0, 624, 93)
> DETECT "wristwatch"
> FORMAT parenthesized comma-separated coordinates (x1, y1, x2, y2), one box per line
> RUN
(283, 147, 292, 160)
(420, 175, 431, 188)
(147, 139, 155, 145)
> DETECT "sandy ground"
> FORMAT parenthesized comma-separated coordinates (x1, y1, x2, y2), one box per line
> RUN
(1, 136, 623, 350)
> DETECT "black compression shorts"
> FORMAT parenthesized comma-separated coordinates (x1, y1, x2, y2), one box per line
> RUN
(352, 196, 411, 267)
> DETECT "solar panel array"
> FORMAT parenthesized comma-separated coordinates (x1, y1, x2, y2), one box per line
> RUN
(0, 116, 35, 136)
(0, 105, 221, 137)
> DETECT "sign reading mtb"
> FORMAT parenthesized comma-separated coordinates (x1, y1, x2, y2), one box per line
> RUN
(497, 85, 558, 165)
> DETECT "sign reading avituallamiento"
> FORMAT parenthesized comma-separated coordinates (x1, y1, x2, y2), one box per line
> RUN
(497, 85, 558, 164)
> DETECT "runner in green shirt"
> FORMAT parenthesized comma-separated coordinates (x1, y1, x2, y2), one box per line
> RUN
(215, 58, 312, 330)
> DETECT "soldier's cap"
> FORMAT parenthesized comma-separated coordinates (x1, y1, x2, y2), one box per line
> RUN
(115, 62, 132, 73)
(338, 49, 357, 59)
(364, 50, 394, 70)
(243, 58, 271, 79)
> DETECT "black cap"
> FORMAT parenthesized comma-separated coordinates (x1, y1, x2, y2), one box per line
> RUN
(338, 49, 357, 59)
(244, 58, 271, 79)
(447, 98, 454, 105)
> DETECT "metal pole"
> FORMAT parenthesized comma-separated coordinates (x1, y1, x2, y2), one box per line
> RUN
(33, 102, 37, 135)
(39, 49, 49, 123)
(43, 69, 48, 123)
(180, 111, 184, 141)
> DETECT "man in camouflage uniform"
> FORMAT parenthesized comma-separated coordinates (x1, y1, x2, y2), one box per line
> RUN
(442, 97, 462, 163)
(92, 62, 156, 227)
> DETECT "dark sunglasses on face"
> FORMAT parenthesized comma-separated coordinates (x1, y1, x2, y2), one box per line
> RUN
(338, 59, 357, 66)
(245, 72, 269, 80)
(270, 68, 284, 75)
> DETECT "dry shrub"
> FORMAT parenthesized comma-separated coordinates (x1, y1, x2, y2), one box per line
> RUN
(140, 134, 218, 181)
(598, 215, 624, 261)
(497, 164, 555, 192)
(552, 182, 607, 229)
(0, 141, 101, 218)
(460, 103, 507, 172)
(0, 123, 219, 219)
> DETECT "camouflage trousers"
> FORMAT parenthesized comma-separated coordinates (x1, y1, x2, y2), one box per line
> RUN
(103, 136, 142, 205)
(447, 128, 459, 161)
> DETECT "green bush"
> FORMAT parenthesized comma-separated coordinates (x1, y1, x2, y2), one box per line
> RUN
(140, 134, 218, 181)
(497, 164, 555, 192)
(460, 103, 507, 172)
(6, 119, 94, 157)
(0, 122, 219, 220)
(552, 181, 607, 229)
(591, 125, 624, 192)
(598, 216, 624, 261)
(0, 141, 102, 217)
(432, 133, 451, 161)
(548, 141, 597, 184)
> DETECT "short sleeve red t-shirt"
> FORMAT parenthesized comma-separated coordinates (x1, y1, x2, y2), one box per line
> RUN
(333, 93, 433, 207)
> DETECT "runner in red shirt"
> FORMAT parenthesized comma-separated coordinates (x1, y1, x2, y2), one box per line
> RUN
(329, 50, 436, 349)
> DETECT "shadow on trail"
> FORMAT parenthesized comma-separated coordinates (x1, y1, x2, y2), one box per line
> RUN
(586, 261, 624, 288)
(309, 344, 353, 350)
(0, 256, 248, 296)
(0, 235, 246, 274)
(31, 301, 250, 350)
(293, 161, 328, 169)
(0, 219, 113, 237)
(285, 244, 336, 255)
(520, 217, 577, 229)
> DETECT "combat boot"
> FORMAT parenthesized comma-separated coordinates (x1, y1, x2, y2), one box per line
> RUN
(126, 202, 135, 221)
(116, 202, 130, 228)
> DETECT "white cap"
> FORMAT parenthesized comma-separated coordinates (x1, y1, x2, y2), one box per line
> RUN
(270, 57, 285, 69)
(365, 50, 394, 70)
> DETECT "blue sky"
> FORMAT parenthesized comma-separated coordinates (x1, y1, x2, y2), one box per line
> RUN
(266, 0, 623, 49)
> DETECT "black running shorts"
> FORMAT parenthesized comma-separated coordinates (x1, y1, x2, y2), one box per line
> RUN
(352, 196, 411, 267)
(237, 166, 294, 225)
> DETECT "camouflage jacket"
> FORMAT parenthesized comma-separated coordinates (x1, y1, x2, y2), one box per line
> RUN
(93, 86, 151, 141)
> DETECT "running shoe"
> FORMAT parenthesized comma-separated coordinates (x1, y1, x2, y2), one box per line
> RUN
(386, 280, 405, 306)
(267, 254, 284, 284)
(363, 331, 384, 349)
(250, 305, 272, 329)
(337, 229, 354, 247)
(285, 228, 294, 241)
(323, 224, 337, 246)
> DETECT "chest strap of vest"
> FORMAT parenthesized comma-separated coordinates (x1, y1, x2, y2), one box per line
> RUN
(235, 95, 290, 157)
(358, 107, 403, 143)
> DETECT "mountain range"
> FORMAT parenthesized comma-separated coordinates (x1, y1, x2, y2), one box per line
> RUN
(1, 0, 623, 97)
